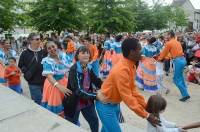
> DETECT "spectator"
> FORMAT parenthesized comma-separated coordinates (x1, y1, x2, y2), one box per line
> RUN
(4, 57, 22, 94)
(18, 33, 46, 104)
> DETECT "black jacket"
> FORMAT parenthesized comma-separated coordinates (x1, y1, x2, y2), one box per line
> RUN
(18, 48, 46, 85)
(63, 63, 102, 118)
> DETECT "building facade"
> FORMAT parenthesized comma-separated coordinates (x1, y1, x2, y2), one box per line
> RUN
(172, 0, 200, 31)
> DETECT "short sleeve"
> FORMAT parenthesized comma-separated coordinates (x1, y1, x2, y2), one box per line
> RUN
(11, 50, 17, 57)
(0, 51, 5, 63)
(104, 40, 112, 50)
(41, 57, 54, 76)
(110, 42, 115, 51)
(141, 47, 146, 56)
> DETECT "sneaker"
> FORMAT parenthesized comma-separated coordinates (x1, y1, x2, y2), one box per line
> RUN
(179, 96, 190, 102)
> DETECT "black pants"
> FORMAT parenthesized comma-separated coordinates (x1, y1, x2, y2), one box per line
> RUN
(164, 60, 170, 73)
(66, 104, 99, 132)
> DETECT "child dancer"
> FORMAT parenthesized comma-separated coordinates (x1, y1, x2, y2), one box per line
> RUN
(146, 95, 186, 132)
(156, 61, 170, 95)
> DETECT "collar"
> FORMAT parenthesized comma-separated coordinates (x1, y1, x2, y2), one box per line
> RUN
(28, 45, 41, 52)
(169, 38, 176, 43)
(76, 61, 92, 73)
(121, 57, 135, 68)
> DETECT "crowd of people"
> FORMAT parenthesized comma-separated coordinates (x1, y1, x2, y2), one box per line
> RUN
(0, 31, 199, 132)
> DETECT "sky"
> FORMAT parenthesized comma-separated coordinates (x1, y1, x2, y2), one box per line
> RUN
(142, 0, 200, 9)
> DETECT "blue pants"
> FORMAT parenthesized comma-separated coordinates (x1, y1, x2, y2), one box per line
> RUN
(66, 105, 99, 132)
(95, 101, 121, 132)
(0, 78, 7, 83)
(9, 84, 23, 94)
(28, 84, 43, 105)
(173, 57, 189, 98)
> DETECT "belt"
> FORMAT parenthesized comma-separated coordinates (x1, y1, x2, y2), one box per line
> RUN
(97, 100, 119, 105)
(173, 55, 184, 59)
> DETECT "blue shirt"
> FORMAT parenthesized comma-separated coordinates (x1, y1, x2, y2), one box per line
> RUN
(111, 41, 122, 54)
(4, 49, 17, 65)
(142, 44, 160, 57)
(104, 39, 113, 50)
(41, 51, 70, 80)
(0, 49, 5, 64)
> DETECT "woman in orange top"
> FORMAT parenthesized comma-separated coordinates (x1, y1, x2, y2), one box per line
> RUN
(96, 38, 160, 132)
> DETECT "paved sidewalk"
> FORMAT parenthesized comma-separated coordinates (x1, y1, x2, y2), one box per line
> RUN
(0, 85, 86, 132)
(20, 74, 200, 132)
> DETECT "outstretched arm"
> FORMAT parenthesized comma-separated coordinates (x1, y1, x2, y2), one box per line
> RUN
(182, 122, 200, 130)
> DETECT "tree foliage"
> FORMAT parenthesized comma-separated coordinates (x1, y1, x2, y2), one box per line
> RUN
(0, 0, 188, 33)
(28, 0, 83, 34)
(131, 0, 153, 31)
(0, 0, 16, 31)
(88, 0, 136, 33)
(172, 6, 188, 27)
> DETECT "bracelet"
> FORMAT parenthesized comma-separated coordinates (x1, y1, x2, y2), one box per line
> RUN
(53, 82, 58, 87)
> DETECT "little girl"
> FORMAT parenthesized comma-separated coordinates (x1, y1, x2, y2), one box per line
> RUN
(156, 61, 170, 95)
(146, 95, 186, 132)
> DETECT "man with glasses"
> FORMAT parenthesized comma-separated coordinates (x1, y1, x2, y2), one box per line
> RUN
(18, 33, 46, 104)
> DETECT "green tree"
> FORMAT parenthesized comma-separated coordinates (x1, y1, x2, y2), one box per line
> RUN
(131, 0, 154, 31)
(29, 0, 83, 34)
(172, 7, 188, 28)
(0, 0, 16, 31)
(14, 1, 32, 27)
(151, 4, 170, 30)
(89, 0, 136, 33)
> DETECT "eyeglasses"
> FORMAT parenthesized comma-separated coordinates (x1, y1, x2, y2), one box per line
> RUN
(33, 38, 40, 41)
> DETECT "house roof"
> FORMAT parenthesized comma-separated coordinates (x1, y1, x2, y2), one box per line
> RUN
(171, 0, 200, 10)
(171, 0, 187, 7)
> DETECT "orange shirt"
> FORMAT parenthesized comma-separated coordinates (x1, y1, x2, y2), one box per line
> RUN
(164, 53, 171, 60)
(100, 58, 148, 118)
(4, 65, 21, 86)
(88, 44, 99, 61)
(67, 40, 76, 53)
(159, 38, 184, 60)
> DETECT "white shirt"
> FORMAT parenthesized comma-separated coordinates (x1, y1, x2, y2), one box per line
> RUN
(147, 116, 181, 132)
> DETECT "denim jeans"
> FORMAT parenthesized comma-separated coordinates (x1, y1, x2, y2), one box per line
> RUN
(95, 101, 121, 132)
(173, 57, 189, 98)
(28, 84, 43, 105)
(9, 84, 23, 94)
(66, 104, 99, 132)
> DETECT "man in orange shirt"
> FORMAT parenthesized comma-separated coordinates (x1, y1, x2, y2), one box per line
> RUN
(96, 38, 160, 132)
(158, 31, 190, 102)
